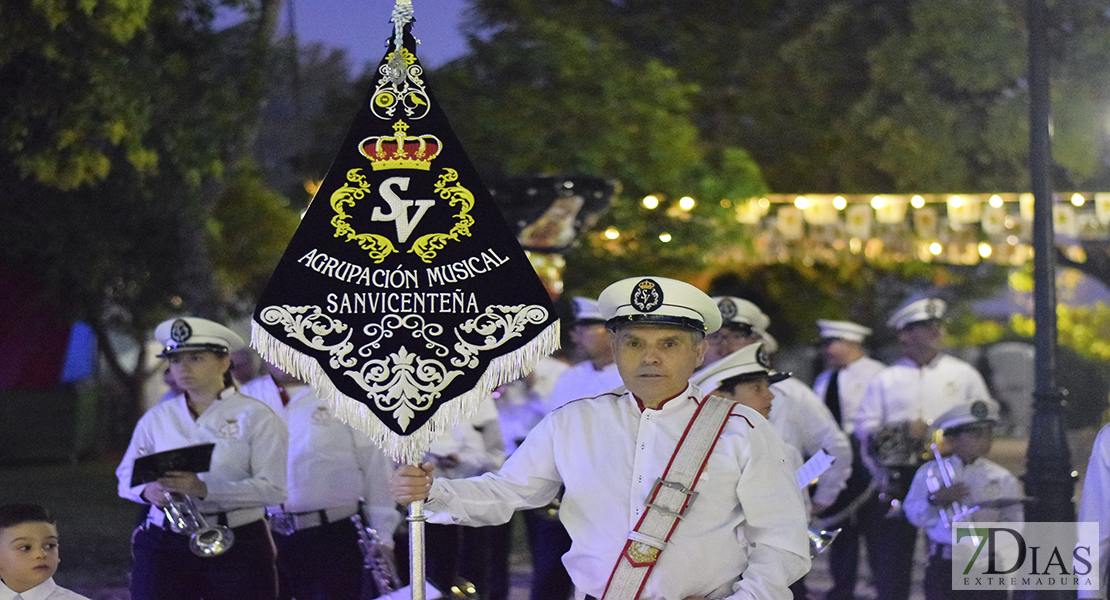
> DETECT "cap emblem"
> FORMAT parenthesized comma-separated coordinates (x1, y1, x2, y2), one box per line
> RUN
(971, 400, 988, 419)
(170, 319, 193, 344)
(756, 346, 772, 369)
(926, 300, 942, 319)
(718, 298, 738, 321)
(631, 279, 663, 313)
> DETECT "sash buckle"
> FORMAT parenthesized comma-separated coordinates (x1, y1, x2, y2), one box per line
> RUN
(645, 478, 698, 519)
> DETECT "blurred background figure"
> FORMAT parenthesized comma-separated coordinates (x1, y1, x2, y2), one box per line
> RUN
(409, 395, 504, 597)
(810, 320, 886, 600)
(241, 362, 401, 600)
(856, 299, 993, 600)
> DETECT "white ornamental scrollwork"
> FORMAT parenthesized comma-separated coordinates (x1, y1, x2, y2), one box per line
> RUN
(260, 304, 550, 432)
(258, 305, 356, 369)
(452, 305, 552, 369)
(360, 314, 450, 358)
(344, 346, 461, 432)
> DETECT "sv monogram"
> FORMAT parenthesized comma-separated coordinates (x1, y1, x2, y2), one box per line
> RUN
(372, 177, 436, 243)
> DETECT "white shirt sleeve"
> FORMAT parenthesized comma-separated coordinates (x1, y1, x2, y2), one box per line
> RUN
(1078, 424, 1110, 598)
(354, 428, 402, 543)
(723, 423, 811, 600)
(787, 383, 853, 507)
(116, 413, 158, 503)
(854, 376, 886, 480)
(903, 461, 941, 531)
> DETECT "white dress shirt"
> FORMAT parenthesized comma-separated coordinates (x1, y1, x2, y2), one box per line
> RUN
(812, 356, 886, 434)
(855, 353, 992, 456)
(1078, 423, 1110, 598)
(423, 384, 810, 600)
(240, 376, 401, 537)
(770, 377, 853, 507)
(0, 578, 90, 600)
(903, 454, 1023, 545)
(115, 388, 288, 526)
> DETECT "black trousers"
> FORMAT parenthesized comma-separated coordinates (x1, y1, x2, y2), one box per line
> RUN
(924, 553, 1009, 600)
(458, 521, 513, 600)
(130, 519, 278, 600)
(823, 492, 890, 600)
(863, 506, 919, 600)
(273, 518, 366, 600)
(522, 508, 573, 600)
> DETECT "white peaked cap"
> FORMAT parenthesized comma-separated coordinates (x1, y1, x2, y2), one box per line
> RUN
(712, 296, 771, 331)
(599, 277, 721, 334)
(888, 298, 947, 330)
(691, 342, 789, 393)
(760, 331, 779, 354)
(570, 296, 605, 323)
(816, 319, 872, 343)
(155, 317, 246, 357)
(935, 398, 1000, 433)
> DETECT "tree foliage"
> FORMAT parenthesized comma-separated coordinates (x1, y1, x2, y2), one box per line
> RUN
(443, 0, 1110, 326)
(0, 0, 292, 444)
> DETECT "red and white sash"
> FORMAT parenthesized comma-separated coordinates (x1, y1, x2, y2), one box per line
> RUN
(600, 394, 735, 600)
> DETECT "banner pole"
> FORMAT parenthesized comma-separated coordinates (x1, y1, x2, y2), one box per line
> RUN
(408, 498, 426, 600)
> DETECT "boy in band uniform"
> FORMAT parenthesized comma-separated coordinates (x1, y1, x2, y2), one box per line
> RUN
(391, 276, 809, 600)
(691, 342, 806, 501)
(903, 399, 1021, 600)
(703, 297, 852, 518)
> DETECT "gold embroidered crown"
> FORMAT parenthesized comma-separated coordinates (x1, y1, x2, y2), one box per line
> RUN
(358, 120, 442, 171)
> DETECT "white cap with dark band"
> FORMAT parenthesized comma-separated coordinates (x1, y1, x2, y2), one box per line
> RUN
(599, 277, 722, 334)
(155, 317, 246, 358)
(691, 342, 790, 392)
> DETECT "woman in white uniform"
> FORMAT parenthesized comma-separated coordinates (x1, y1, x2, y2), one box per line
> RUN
(116, 317, 288, 600)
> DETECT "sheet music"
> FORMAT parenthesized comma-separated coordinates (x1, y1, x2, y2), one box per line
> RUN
(796, 449, 835, 489)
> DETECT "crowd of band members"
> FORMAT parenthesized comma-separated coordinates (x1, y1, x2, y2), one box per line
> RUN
(114, 279, 1105, 600)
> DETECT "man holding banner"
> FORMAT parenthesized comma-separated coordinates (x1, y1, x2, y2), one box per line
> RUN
(391, 276, 810, 600)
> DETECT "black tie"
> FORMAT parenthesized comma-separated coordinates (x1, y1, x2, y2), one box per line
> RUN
(825, 369, 842, 426)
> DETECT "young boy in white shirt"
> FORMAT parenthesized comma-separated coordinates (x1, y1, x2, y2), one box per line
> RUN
(903, 398, 1022, 600)
(0, 504, 90, 600)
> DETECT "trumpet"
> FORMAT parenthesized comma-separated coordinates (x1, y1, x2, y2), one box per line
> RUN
(926, 443, 979, 528)
(162, 491, 235, 557)
(808, 526, 841, 557)
(351, 513, 402, 595)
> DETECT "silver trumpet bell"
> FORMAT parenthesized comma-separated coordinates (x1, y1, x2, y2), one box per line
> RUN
(807, 526, 841, 557)
(162, 491, 235, 557)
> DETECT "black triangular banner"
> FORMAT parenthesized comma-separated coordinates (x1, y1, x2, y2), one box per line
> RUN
(252, 24, 559, 463)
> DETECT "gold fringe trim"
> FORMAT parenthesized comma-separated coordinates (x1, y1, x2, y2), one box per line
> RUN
(251, 319, 560, 464)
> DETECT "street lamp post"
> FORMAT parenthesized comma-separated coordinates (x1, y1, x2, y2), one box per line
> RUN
(1023, 2, 1076, 598)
